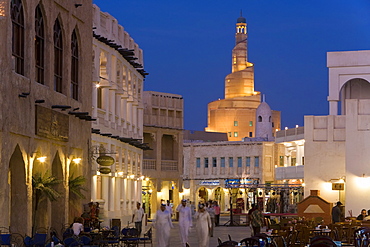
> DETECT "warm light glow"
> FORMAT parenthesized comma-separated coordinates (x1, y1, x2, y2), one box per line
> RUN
(129, 174, 135, 179)
(356, 176, 370, 188)
(97, 171, 101, 175)
(37, 156, 47, 163)
(302, 183, 306, 187)
(285, 127, 288, 130)
(148, 189, 153, 193)
(140, 175, 145, 180)
(0, 2, 5, 17)
(295, 125, 299, 128)
(118, 171, 124, 176)
(72, 158, 81, 164)
(323, 182, 332, 191)
(145, 177, 150, 181)
(96, 83, 100, 88)
(339, 178, 344, 183)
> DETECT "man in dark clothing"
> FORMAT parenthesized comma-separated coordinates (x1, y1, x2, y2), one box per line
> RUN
(332, 201, 343, 223)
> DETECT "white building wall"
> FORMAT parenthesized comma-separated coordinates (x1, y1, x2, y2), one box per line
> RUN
(91, 5, 145, 227)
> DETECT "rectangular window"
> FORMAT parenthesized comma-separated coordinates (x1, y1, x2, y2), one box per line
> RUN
(204, 157, 209, 168)
(229, 157, 233, 167)
(246, 157, 251, 167)
(228, 132, 232, 137)
(196, 158, 200, 168)
(249, 121, 253, 127)
(234, 132, 238, 137)
(221, 157, 225, 167)
(212, 157, 217, 167)
(302, 157, 305, 166)
(291, 157, 296, 166)
(234, 121, 238, 126)
(279, 156, 284, 166)
(237, 157, 242, 167)
(249, 132, 253, 137)
(254, 156, 260, 167)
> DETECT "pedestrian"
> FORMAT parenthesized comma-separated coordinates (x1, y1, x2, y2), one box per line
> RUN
(206, 201, 215, 237)
(166, 200, 173, 218)
(154, 203, 173, 247)
(132, 202, 144, 235)
(332, 201, 343, 223)
(194, 203, 211, 247)
(250, 204, 263, 236)
(176, 199, 193, 247)
(72, 217, 84, 236)
(213, 201, 221, 226)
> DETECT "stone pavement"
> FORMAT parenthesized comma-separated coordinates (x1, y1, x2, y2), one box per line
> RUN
(141, 215, 257, 247)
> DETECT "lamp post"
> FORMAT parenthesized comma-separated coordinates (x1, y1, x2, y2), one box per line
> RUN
(224, 188, 239, 226)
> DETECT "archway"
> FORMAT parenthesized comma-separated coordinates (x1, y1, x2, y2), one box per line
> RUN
(9, 145, 27, 234)
(339, 78, 370, 114)
(198, 187, 208, 204)
(51, 151, 66, 233)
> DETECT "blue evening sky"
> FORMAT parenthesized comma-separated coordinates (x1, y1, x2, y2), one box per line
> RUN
(93, 0, 370, 131)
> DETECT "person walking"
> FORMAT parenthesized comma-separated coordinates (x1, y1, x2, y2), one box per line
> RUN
(213, 201, 221, 226)
(154, 203, 173, 247)
(194, 204, 211, 247)
(206, 201, 215, 237)
(250, 204, 263, 236)
(132, 202, 144, 235)
(176, 199, 193, 247)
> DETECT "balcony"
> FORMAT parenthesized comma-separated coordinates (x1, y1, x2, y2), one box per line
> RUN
(161, 160, 178, 171)
(275, 165, 304, 180)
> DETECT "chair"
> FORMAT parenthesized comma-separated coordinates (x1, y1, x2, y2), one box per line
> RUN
(138, 227, 152, 247)
(218, 237, 223, 245)
(63, 237, 80, 247)
(310, 235, 337, 247)
(24, 233, 47, 247)
(0, 234, 11, 247)
(120, 228, 139, 247)
(240, 237, 261, 247)
(185, 243, 190, 247)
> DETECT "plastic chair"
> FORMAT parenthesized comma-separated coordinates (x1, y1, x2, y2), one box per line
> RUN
(0, 234, 11, 246)
(240, 237, 261, 247)
(138, 227, 152, 247)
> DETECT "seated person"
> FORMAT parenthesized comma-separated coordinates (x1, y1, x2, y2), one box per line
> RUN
(364, 210, 370, 220)
(357, 209, 367, 220)
(72, 217, 84, 236)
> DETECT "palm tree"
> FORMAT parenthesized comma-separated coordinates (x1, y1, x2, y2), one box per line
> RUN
(68, 174, 87, 199)
(32, 171, 62, 234)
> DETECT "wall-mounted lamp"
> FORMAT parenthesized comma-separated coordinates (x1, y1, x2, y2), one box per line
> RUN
(145, 177, 150, 181)
(129, 174, 135, 179)
(72, 158, 81, 164)
(37, 156, 47, 163)
(118, 171, 124, 176)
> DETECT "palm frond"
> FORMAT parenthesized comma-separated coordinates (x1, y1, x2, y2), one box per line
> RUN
(69, 175, 87, 199)
(32, 171, 62, 202)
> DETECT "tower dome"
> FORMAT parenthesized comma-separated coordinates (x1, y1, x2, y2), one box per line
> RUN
(237, 16, 246, 23)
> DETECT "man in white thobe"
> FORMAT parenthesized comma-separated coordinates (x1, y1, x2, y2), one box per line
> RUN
(154, 204, 173, 247)
(194, 204, 211, 247)
(176, 199, 193, 247)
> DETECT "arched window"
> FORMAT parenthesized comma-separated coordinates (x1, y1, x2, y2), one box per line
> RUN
(71, 30, 79, 100)
(11, 0, 24, 75)
(258, 116, 262, 122)
(35, 5, 44, 84)
(54, 19, 63, 93)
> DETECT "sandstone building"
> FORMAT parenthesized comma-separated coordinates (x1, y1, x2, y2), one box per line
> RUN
(0, 0, 93, 235)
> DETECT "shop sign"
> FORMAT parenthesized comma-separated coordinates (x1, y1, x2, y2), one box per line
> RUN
(332, 183, 344, 190)
(199, 180, 220, 186)
(99, 167, 111, 174)
(96, 155, 115, 166)
(225, 178, 259, 188)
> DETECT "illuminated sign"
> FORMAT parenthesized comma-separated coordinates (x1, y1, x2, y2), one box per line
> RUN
(225, 178, 259, 188)
(199, 180, 220, 186)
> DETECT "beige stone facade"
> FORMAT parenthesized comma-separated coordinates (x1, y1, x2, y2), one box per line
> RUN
(91, 5, 146, 227)
(0, 0, 93, 235)
(183, 140, 280, 212)
(205, 16, 280, 141)
(304, 50, 370, 216)
(142, 91, 183, 218)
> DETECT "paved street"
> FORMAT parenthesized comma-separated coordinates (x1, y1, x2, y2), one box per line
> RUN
(141, 215, 256, 247)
